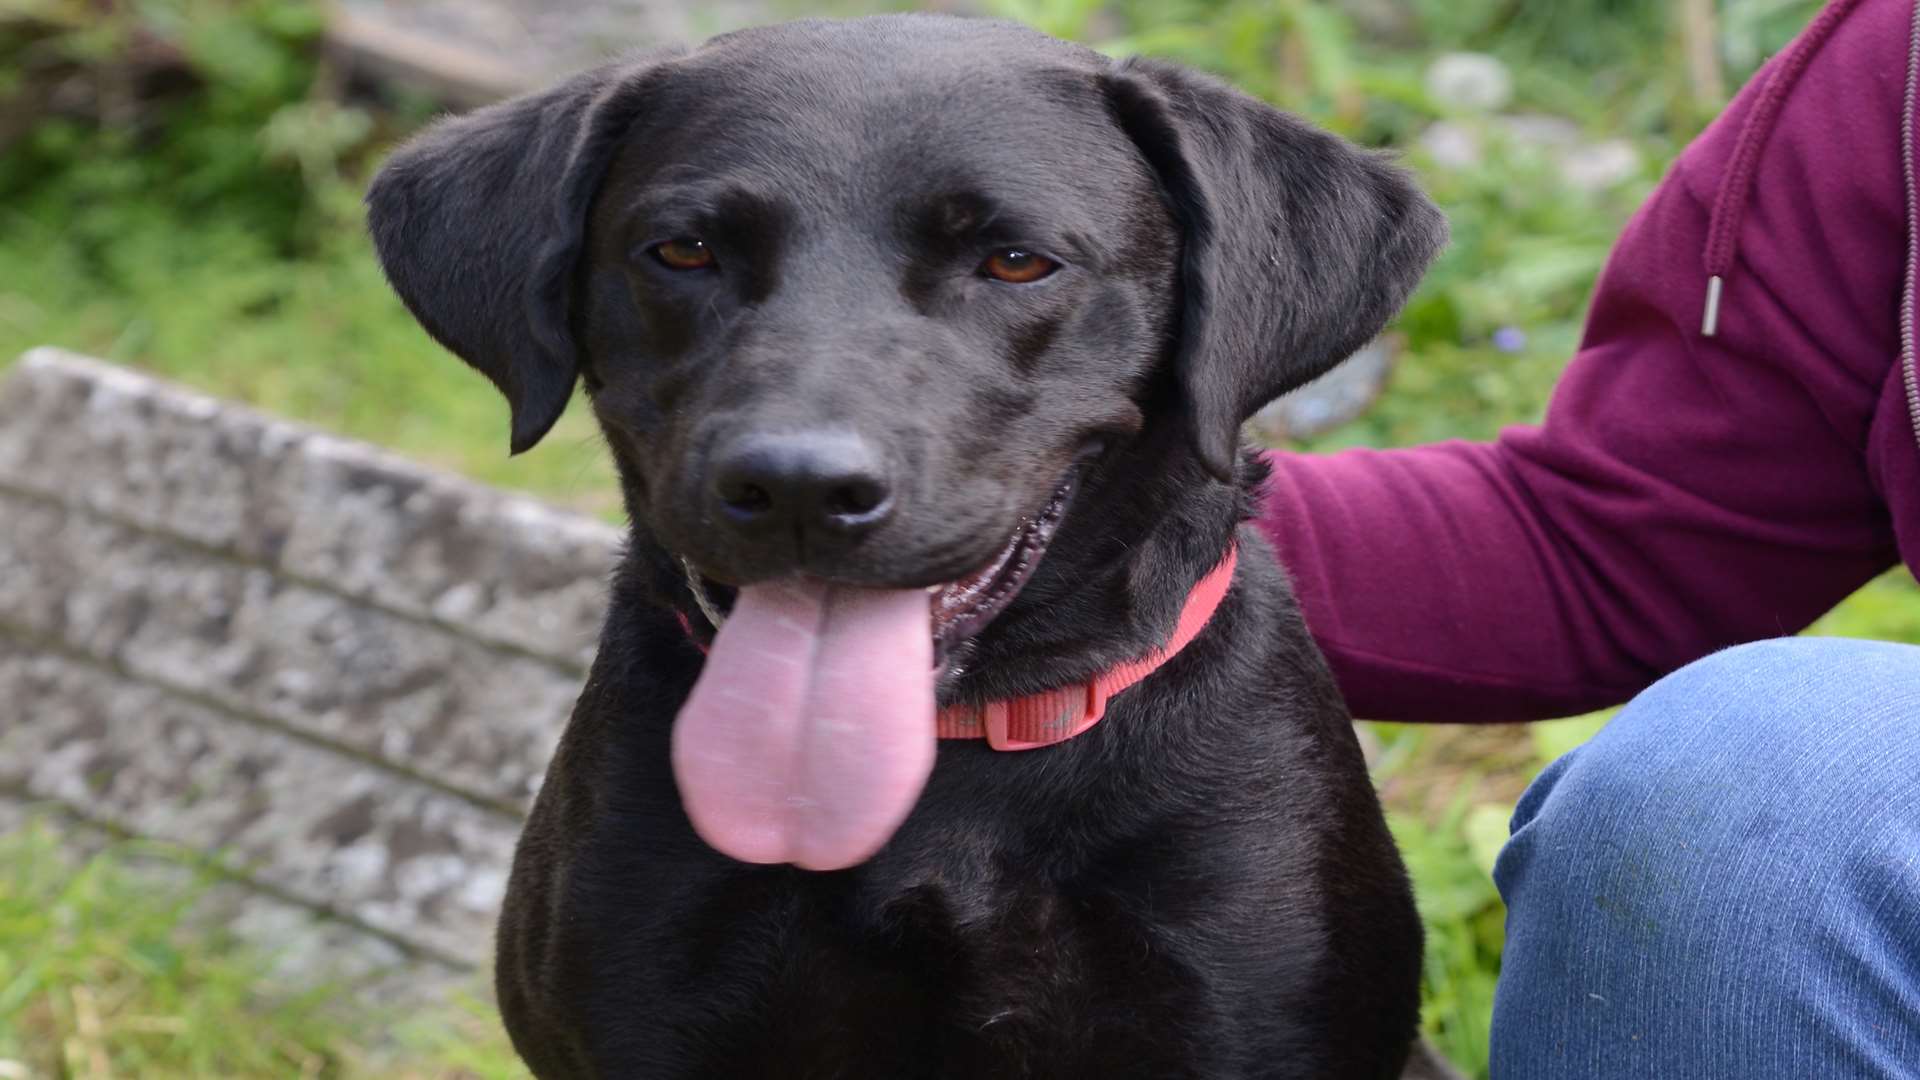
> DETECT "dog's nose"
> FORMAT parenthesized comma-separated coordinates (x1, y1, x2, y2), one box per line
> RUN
(710, 431, 895, 537)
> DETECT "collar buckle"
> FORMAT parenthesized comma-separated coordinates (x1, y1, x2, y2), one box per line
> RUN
(940, 543, 1237, 752)
(978, 678, 1110, 751)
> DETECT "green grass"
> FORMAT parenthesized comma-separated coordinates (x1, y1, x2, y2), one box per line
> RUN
(0, 201, 619, 519)
(0, 816, 528, 1079)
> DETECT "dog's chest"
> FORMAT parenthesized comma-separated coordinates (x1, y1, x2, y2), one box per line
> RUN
(694, 871, 1228, 1078)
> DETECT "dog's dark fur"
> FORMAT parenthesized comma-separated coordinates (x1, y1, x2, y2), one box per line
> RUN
(367, 15, 1447, 1079)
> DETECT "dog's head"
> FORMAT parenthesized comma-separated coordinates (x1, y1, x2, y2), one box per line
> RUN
(368, 15, 1443, 868)
(368, 14, 1442, 590)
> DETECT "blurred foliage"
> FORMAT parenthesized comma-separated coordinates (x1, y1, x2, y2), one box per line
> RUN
(1, 0, 359, 252)
(1365, 709, 1613, 1071)
(1388, 800, 1506, 1076)
(0, 0, 616, 505)
(0, 1, 1912, 1077)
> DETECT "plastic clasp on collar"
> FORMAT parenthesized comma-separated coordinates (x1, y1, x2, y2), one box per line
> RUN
(982, 679, 1111, 751)
(980, 700, 1014, 749)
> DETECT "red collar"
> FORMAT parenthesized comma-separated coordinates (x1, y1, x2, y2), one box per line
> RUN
(675, 545, 1239, 753)
(937, 545, 1238, 751)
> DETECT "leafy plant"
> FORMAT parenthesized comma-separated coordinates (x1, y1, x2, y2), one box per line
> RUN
(0, 0, 388, 261)
(0, 0, 616, 512)
(1389, 801, 1505, 1078)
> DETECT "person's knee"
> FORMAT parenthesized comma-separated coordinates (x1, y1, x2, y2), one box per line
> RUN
(1509, 637, 1920, 856)
(1491, 638, 1920, 1073)
(1647, 635, 1920, 724)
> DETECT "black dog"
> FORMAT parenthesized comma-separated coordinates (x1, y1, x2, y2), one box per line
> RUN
(368, 15, 1447, 1078)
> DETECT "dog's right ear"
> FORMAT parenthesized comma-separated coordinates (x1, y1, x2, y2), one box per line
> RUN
(366, 54, 678, 454)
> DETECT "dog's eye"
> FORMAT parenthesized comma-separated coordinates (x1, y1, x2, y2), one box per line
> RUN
(981, 250, 1059, 284)
(653, 239, 717, 271)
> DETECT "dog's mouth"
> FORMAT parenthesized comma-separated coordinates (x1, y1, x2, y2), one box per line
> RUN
(927, 470, 1076, 661)
(670, 453, 1091, 873)
(682, 463, 1084, 663)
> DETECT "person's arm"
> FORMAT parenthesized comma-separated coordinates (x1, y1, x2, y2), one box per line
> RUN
(1261, 0, 1907, 723)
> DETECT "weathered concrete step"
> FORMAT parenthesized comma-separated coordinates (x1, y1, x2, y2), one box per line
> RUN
(0, 490, 574, 812)
(1, 643, 517, 967)
(0, 349, 619, 673)
(0, 349, 627, 971)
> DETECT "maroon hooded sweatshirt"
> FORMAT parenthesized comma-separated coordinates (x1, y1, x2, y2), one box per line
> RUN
(1258, 0, 1920, 723)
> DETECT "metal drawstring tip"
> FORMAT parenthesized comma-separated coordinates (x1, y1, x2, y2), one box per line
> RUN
(1701, 275, 1724, 338)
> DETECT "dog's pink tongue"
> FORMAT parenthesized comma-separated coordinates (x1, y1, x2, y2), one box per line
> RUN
(672, 581, 935, 870)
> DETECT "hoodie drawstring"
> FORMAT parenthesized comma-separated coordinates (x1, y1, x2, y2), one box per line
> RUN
(1701, 0, 1866, 337)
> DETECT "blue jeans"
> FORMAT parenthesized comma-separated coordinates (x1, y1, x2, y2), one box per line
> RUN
(1491, 638, 1920, 1078)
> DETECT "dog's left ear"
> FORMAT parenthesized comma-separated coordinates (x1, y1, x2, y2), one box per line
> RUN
(1103, 58, 1448, 480)
(366, 53, 678, 454)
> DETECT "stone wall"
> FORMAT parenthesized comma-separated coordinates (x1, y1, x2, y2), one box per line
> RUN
(0, 348, 620, 979)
